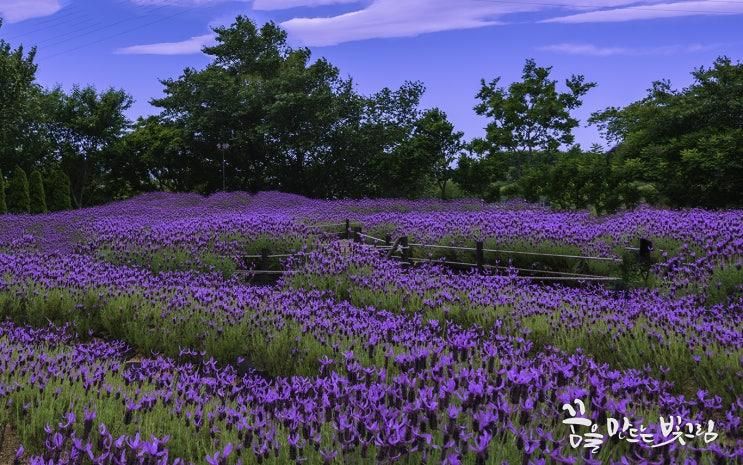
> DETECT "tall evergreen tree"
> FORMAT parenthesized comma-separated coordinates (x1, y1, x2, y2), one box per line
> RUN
(46, 170, 72, 211)
(29, 170, 47, 213)
(6, 166, 29, 213)
(0, 169, 6, 214)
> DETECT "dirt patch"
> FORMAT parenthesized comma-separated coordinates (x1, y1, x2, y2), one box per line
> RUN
(0, 424, 22, 465)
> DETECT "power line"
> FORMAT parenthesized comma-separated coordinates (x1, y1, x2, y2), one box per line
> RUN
(18, 0, 743, 64)
(37, 6, 202, 63)
(0, 0, 144, 41)
(1, 0, 175, 48)
(2, 6, 84, 29)
(31, 2, 175, 51)
(1, 11, 91, 41)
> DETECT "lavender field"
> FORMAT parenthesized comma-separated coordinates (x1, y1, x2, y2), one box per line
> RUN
(0, 192, 741, 465)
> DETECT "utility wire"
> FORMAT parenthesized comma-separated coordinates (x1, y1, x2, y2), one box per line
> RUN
(1, 12, 91, 41)
(1, 0, 140, 40)
(32, 2, 177, 51)
(37, 6, 201, 63)
(17, 0, 743, 64)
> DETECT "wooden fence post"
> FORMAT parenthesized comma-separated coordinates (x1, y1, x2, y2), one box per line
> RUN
(476, 240, 484, 273)
(345, 219, 350, 240)
(639, 238, 654, 285)
(384, 234, 391, 247)
(387, 237, 401, 259)
(260, 248, 270, 271)
(639, 238, 653, 258)
(353, 226, 362, 243)
(400, 236, 410, 264)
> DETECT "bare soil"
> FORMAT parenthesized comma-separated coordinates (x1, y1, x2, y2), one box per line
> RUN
(0, 424, 20, 465)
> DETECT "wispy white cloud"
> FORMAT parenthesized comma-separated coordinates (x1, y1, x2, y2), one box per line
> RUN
(539, 42, 723, 56)
(275, 0, 724, 47)
(116, 33, 216, 55)
(280, 0, 547, 46)
(543, 1, 743, 23)
(539, 43, 634, 56)
(120, 1, 743, 49)
(0, 0, 62, 23)
(129, 0, 247, 5)
(253, 0, 361, 10)
(253, 1, 743, 46)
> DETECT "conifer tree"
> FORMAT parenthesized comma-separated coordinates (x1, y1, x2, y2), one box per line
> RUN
(6, 166, 30, 214)
(0, 169, 6, 214)
(29, 170, 47, 213)
(46, 170, 72, 211)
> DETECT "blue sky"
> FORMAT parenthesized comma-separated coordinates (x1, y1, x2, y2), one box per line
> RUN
(1, 0, 741, 147)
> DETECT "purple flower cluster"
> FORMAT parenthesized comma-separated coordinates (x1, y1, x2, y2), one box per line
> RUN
(2, 319, 741, 465)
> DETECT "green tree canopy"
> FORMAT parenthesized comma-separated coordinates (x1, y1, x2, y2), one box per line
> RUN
(150, 17, 428, 198)
(0, 20, 51, 174)
(474, 59, 596, 168)
(404, 108, 464, 199)
(590, 56, 743, 208)
(152, 18, 357, 195)
(457, 59, 597, 203)
(44, 85, 133, 207)
(112, 116, 191, 195)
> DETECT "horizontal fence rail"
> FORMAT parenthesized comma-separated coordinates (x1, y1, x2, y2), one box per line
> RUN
(222, 218, 653, 286)
(480, 247, 623, 263)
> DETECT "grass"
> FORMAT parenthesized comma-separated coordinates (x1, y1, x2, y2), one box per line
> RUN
(0, 283, 332, 377)
(705, 261, 743, 305)
(95, 234, 315, 278)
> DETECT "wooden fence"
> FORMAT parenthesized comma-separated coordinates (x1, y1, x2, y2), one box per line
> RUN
(231, 219, 655, 286)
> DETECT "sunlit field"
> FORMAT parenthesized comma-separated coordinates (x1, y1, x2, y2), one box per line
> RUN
(0, 192, 741, 465)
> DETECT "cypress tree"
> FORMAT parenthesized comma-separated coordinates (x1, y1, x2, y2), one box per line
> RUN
(46, 170, 72, 211)
(29, 170, 47, 214)
(0, 169, 6, 214)
(6, 166, 30, 214)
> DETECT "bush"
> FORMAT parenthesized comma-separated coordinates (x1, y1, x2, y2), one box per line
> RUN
(45, 170, 72, 211)
(29, 170, 47, 214)
(6, 166, 30, 214)
(0, 169, 6, 214)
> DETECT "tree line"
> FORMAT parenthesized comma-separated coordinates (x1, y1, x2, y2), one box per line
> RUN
(1, 16, 741, 213)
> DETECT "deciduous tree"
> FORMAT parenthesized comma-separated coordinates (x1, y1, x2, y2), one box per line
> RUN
(474, 58, 596, 176)
(590, 56, 743, 208)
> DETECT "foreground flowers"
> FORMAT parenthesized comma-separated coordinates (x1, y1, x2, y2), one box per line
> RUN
(2, 321, 741, 465)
